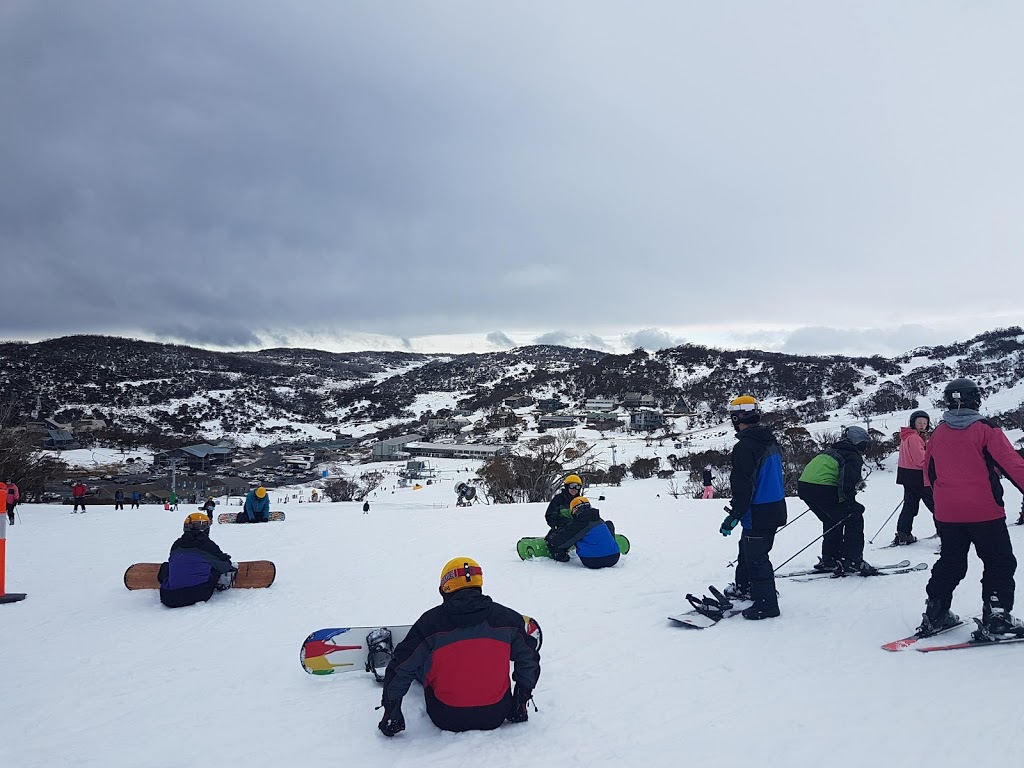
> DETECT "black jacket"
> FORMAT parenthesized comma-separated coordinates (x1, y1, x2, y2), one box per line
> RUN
(545, 488, 578, 529)
(729, 424, 787, 529)
(702, 468, 713, 486)
(548, 505, 605, 551)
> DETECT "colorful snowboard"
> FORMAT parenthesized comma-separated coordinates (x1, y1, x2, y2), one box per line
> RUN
(123, 560, 276, 590)
(217, 510, 286, 524)
(517, 534, 630, 561)
(300, 615, 543, 676)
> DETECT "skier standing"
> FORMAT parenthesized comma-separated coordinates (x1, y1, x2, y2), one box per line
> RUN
(5, 479, 18, 524)
(719, 395, 788, 620)
(114, 489, 125, 511)
(892, 410, 935, 545)
(701, 465, 714, 499)
(377, 557, 541, 737)
(157, 513, 236, 608)
(71, 481, 87, 513)
(131, 490, 141, 509)
(546, 497, 620, 568)
(543, 474, 583, 562)
(916, 379, 1024, 639)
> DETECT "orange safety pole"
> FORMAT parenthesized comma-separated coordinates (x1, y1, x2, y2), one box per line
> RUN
(0, 483, 27, 604)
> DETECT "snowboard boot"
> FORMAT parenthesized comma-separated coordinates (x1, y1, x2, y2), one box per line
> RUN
(741, 602, 780, 621)
(366, 627, 395, 683)
(812, 556, 841, 573)
(916, 600, 960, 637)
(973, 597, 1024, 641)
(891, 531, 917, 546)
(722, 582, 752, 602)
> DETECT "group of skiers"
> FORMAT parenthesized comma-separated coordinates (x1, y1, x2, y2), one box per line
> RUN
(708, 378, 1024, 642)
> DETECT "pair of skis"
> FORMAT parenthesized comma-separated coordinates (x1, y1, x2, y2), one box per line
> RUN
(883, 618, 1024, 653)
(775, 559, 927, 582)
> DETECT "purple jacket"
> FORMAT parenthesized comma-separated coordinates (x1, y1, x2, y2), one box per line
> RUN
(160, 531, 233, 590)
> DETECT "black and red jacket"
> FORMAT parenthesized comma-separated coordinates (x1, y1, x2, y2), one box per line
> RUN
(382, 588, 541, 732)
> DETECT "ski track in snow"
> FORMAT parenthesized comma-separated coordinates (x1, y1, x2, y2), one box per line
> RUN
(5, 473, 1024, 767)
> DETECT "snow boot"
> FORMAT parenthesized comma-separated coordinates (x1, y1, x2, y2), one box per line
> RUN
(916, 600, 960, 636)
(366, 628, 395, 683)
(741, 602, 780, 621)
(973, 597, 1024, 641)
(812, 556, 841, 573)
(891, 531, 917, 546)
(723, 582, 752, 601)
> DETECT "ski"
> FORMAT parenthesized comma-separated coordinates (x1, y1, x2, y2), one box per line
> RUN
(917, 635, 1024, 653)
(877, 533, 939, 550)
(791, 562, 927, 582)
(776, 560, 910, 579)
(881, 620, 967, 652)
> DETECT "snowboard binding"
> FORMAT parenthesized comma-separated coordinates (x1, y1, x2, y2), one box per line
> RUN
(366, 627, 395, 683)
(685, 587, 733, 620)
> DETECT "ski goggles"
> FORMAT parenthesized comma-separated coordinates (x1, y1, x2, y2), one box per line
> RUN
(566, 483, 582, 490)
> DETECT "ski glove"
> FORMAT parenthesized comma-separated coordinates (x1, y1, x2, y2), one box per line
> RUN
(720, 506, 741, 537)
(507, 685, 533, 724)
(377, 698, 405, 737)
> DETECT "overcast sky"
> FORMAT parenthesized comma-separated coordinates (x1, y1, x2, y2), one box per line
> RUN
(2, 2, 1023, 357)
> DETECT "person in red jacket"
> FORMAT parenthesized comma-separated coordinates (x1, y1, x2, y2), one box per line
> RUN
(917, 379, 1024, 640)
(377, 557, 541, 737)
(891, 410, 935, 545)
(5, 479, 19, 525)
(71, 481, 88, 513)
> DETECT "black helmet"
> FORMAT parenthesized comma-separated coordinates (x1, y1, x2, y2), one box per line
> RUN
(842, 425, 871, 451)
(944, 378, 982, 410)
(908, 410, 930, 429)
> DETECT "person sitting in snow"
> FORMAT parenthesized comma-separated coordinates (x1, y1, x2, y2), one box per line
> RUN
(377, 557, 541, 737)
(236, 486, 270, 523)
(545, 497, 620, 569)
(157, 513, 236, 608)
(543, 474, 583, 561)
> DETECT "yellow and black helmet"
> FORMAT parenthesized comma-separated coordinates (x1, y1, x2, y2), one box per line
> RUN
(727, 395, 762, 426)
(183, 512, 211, 533)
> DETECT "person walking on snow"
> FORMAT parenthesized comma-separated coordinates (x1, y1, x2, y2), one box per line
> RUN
(892, 410, 935, 545)
(719, 395, 788, 620)
(798, 426, 877, 575)
(5, 479, 19, 524)
(236, 486, 270, 523)
(543, 475, 583, 562)
(701, 465, 714, 499)
(545, 497, 620, 568)
(916, 379, 1024, 640)
(377, 557, 541, 737)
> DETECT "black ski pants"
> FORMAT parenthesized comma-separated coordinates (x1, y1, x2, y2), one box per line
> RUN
(734, 503, 786, 611)
(926, 518, 1017, 612)
(798, 481, 865, 564)
(896, 483, 934, 536)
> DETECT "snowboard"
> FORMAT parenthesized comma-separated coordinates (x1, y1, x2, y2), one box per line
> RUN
(669, 585, 751, 629)
(300, 615, 543, 676)
(517, 534, 630, 560)
(123, 560, 276, 590)
(217, 510, 286, 524)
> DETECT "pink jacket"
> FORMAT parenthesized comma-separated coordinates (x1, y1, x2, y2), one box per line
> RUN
(5, 483, 18, 502)
(924, 415, 1024, 524)
(897, 427, 926, 471)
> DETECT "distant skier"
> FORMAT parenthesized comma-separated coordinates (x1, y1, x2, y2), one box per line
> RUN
(157, 513, 237, 608)
(892, 410, 935, 545)
(701, 465, 714, 499)
(362, 501, 370, 514)
(377, 557, 540, 737)
(719, 395, 787, 620)
(5, 479, 19, 524)
(543, 474, 583, 562)
(168, 491, 178, 511)
(131, 490, 141, 509)
(71, 481, 87, 513)
(545, 497, 619, 568)
(201, 497, 217, 515)
(916, 379, 1024, 640)
(114, 489, 125, 511)
(798, 426, 876, 576)
(236, 486, 270, 523)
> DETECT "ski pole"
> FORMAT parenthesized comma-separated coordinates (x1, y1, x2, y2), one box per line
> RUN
(867, 499, 904, 544)
(772, 514, 853, 573)
(727, 507, 811, 567)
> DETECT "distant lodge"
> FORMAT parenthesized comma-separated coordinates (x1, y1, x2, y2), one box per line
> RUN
(371, 434, 507, 461)
(155, 441, 235, 471)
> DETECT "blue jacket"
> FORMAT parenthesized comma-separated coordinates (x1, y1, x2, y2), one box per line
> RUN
(730, 424, 787, 530)
(160, 531, 233, 590)
(243, 490, 270, 522)
(548, 506, 620, 561)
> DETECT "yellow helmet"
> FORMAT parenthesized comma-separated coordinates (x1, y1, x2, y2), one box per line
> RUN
(564, 474, 583, 489)
(569, 496, 591, 514)
(727, 395, 761, 425)
(439, 557, 483, 595)
(255, 486, 267, 498)
(183, 512, 211, 532)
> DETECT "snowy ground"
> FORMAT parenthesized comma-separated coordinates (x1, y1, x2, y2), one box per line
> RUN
(5, 470, 1024, 768)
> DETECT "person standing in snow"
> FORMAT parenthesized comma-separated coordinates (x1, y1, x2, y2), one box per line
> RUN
(131, 490, 141, 509)
(701, 465, 715, 499)
(891, 410, 935, 545)
(71, 481, 87, 513)
(362, 501, 370, 514)
(157, 513, 236, 608)
(916, 379, 1024, 640)
(168, 490, 178, 511)
(5, 479, 19, 524)
(113, 488, 125, 510)
(377, 557, 541, 737)
(719, 396, 788, 620)
(798, 425, 877, 576)
(236, 486, 270, 523)
(543, 474, 583, 562)
(545, 497, 620, 568)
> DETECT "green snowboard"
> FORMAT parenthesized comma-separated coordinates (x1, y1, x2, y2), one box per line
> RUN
(517, 533, 630, 561)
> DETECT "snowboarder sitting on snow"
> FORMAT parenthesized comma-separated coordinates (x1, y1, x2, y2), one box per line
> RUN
(798, 425, 877, 575)
(377, 557, 541, 737)
(236, 486, 270, 523)
(545, 497, 620, 568)
(157, 513, 237, 608)
(892, 410, 935, 545)
(543, 474, 583, 561)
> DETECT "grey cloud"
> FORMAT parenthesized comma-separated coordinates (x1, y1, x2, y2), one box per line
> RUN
(777, 325, 959, 357)
(533, 331, 609, 350)
(621, 328, 687, 352)
(486, 331, 515, 349)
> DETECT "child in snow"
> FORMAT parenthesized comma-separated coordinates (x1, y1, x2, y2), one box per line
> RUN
(157, 513, 236, 608)
(545, 497, 620, 569)
(892, 410, 935, 545)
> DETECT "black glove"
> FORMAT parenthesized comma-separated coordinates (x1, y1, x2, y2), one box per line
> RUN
(377, 698, 405, 737)
(719, 506, 740, 537)
(507, 684, 533, 723)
